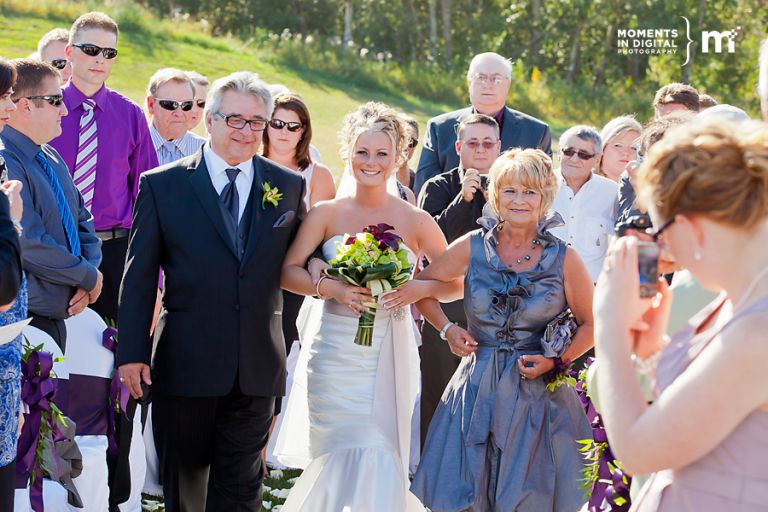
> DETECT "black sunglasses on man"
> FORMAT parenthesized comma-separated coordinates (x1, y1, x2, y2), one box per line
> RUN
(72, 43, 118, 59)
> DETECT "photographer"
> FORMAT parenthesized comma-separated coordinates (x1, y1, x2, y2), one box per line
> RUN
(595, 118, 768, 511)
(416, 113, 500, 443)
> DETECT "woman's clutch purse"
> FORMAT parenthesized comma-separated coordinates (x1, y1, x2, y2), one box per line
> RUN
(541, 308, 578, 358)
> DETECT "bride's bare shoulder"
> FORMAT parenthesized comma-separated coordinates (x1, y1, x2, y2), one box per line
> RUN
(400, 199, 436, 225)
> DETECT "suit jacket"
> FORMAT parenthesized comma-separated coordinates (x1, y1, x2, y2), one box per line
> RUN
(413, 106, 552, 194)
(417, 166, 486, 245)
(116, 149, 305, 397)
(0, 157, 22, 305)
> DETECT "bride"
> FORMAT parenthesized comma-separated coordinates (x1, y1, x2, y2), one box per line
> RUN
(277, 102, 457, 511)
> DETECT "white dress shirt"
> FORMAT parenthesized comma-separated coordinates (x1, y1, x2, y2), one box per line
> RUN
(203, 144, 254, 223)
(549, 170, 618, 282)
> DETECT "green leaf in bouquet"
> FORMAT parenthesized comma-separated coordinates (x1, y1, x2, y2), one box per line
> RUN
(359, 263, 399, 284)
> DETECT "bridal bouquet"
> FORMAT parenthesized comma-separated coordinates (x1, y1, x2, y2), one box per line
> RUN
(325, 223, 412, 346)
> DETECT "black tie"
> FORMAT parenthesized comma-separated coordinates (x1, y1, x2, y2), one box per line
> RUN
(220, 168, 240, 225)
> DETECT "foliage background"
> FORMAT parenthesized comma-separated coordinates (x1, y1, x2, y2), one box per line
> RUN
(1, 0, 766, 174)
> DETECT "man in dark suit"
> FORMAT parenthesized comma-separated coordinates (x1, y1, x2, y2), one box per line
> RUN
(413, 52, 552, 194)
(117, 72, 305, 512)
(416, 114, 501, 443)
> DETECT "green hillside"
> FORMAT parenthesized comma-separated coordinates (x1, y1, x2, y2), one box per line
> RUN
(0, 2, 458, 176)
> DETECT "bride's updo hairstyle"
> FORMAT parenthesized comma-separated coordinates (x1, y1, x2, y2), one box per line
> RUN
(636, 119, 768, 230)
(487, 148, 557, 220)
(339, 101, 408, 169)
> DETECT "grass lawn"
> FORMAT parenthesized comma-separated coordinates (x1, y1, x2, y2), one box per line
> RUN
(0, 7, 458, 178)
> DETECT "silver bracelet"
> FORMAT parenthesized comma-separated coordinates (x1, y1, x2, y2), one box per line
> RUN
(439, 321, 454, 341)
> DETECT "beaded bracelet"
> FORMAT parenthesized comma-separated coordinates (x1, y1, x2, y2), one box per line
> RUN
(631, 350, 661, 376)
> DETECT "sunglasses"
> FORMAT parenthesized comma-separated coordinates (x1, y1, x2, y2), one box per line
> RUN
(648, 217, 676, 242)
(463, 140, 498, 151)
(561, 147, 596, 161)
(194, 99, 205, 109)
(215, 112, 268, 132)
(269, 119, 303, 132)
(154, 98, 194, 112)
(72, 43, 118, 59)
(22, 94, 64, 107)
(408, 137, 419, 149)
(50, 59, 68, 70)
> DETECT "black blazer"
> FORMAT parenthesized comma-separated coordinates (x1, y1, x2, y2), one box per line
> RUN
(413, 106, 552, 194)
(0, 157, 22, 305)
(116, 150, 305, 397)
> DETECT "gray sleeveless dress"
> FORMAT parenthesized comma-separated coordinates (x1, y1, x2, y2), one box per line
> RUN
(411, 212, 590, 512)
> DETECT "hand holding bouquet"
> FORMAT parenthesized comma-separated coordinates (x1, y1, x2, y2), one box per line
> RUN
(325, 224, 412, 346)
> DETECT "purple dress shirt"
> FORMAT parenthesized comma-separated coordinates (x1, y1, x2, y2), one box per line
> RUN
(50, 82, 159, 231)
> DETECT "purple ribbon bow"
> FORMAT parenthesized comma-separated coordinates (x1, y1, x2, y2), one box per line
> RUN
(575, 358, 632, 512)
(16, 350, 64, 512)
(102, 327, 128, 457)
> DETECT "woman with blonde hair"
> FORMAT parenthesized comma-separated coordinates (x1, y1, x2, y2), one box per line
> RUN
(595, 118, 768, 511)
(277, 102, 456, 511)
(411, 148, 594, 511)
(598, 115, 642, 182)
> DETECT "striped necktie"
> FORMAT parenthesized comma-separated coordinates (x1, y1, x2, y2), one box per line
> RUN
(35, 151, 82, 257)
(73, 98, 98, 209)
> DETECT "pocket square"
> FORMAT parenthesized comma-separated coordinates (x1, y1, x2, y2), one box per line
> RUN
(273, 210, 295, 228)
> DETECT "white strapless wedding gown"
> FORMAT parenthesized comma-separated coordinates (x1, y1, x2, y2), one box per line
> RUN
(274, 236, 424, 511)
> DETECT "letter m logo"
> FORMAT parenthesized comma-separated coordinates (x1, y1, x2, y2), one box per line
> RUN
(701, 29, 737, 54)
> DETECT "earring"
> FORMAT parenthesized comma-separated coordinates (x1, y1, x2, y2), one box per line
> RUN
(693, 250, 702, 261)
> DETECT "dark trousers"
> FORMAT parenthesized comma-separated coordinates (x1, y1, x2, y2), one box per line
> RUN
(91, 236, 129, 325)
(0, 458, 15, 511)
(420, 299, 465, 445)
(29, 313, 67, 352)
(153, 381, 275, 512)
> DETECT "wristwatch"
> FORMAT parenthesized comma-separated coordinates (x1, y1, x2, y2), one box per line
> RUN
(11, 218, 22, 236)
(439, 321, 454, 341)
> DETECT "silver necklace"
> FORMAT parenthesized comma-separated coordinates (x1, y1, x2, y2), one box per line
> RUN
(512, 239, 542, 265)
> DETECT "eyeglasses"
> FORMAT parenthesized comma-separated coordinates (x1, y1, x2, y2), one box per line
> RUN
(471, 74, 508, 85)
(561, 147, 596, 161)
(215, 112, 268, 132)
(21, 94, 64, 107)
(72, 43, 118, 59)
(648, 217, 676, 242)
(50, 59, 68, 70)
(408, 137, 419, 149)
(462, 140, 498, 151)
(154, 98, 194, 112)
(269, 118, 303, 132)
(194, 99, 205, 109)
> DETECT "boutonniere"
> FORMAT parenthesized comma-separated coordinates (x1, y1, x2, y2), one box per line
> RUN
(261, 182, 283, 210)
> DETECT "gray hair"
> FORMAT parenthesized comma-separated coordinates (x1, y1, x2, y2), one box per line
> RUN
(599, 115, 642, 152)
(37, 28, 69, 57)
(697, 104, 750, 122)
(205, 71, 274, 120)
(759, 38, 768, 103)
(466, 52, 512, 81)
(268, 83, 291, 97)
(147, 67, 194, 97)
(559, 125, 602, 156)
(185, 70, 209, 88)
